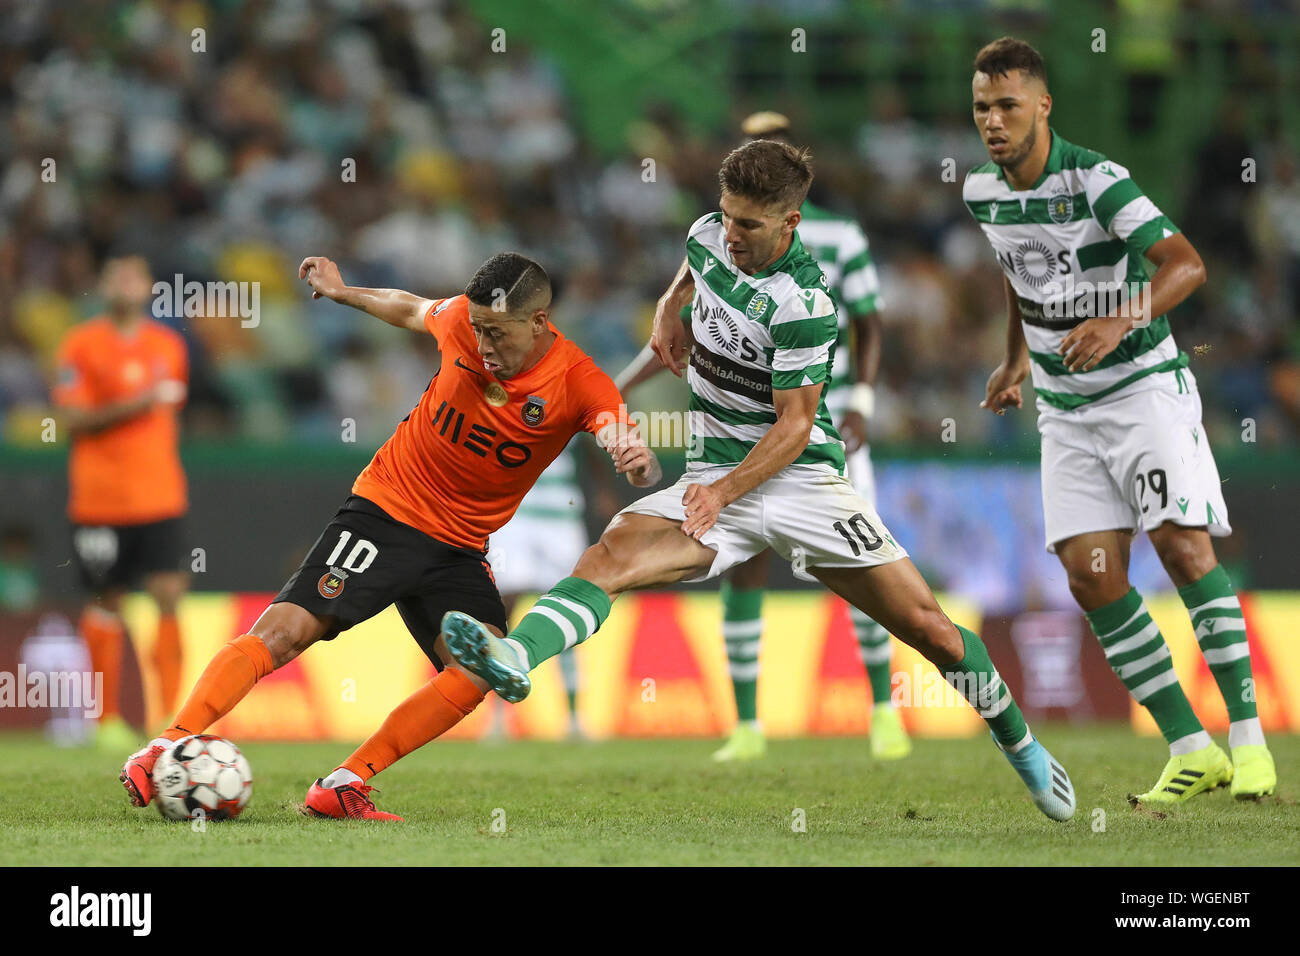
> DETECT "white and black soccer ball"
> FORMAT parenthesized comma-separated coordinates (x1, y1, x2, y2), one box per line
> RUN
(151, 734, 253, 822)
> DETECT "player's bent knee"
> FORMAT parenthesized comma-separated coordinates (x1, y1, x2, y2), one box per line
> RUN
(892, 604, 962, 662)
(1064, 568, 1126, 610)
(1151, 525, 1216, 585)
(573, 538, 628, 594)
(251, 603, 328, 668)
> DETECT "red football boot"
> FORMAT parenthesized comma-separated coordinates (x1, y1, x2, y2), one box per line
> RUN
(305, 779, 404, 821)
(120, 743, 168, 807)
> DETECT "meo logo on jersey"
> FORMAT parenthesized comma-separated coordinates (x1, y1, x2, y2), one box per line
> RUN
(745, 292, 774, 322)
(1048, 190, 1074, 224)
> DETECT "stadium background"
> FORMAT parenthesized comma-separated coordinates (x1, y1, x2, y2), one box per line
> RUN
(1, 0, 1297, 740)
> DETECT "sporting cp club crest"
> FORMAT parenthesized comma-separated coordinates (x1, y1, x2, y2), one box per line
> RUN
(1048, 191, 1074, 224)
(745, 291, 774, 322)
(317, 567, 348, 599)
(522, 395, 547, 426)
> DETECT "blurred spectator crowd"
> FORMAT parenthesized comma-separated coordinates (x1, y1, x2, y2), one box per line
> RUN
(1, 0, 1297, 452)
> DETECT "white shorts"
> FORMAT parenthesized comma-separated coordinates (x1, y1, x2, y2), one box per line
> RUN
(488, 516, 588, 595)
(1039, 383, 1231, 552)
(619, 464, 907, 582)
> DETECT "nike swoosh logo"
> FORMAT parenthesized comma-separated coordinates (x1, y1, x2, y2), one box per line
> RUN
(454, 356, 484, 378)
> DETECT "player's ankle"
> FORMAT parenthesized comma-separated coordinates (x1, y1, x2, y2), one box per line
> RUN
(321, 767, 364, 789)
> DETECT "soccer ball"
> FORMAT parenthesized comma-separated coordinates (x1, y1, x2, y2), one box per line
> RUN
(151, 734, 253, 821)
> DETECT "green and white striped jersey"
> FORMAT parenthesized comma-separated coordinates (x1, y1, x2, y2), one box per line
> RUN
(796, 200, 884, 402)
(684, 211, 844, 473)
(511, 444, 584, 523)
(963, 129, 1187, 411)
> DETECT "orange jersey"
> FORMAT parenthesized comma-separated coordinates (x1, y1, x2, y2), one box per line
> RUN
(353, 295, 626, 552)
(53, 316, 189, 525)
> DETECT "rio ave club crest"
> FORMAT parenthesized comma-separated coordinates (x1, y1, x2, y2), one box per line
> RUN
(317, 567, 348, 599)
(522, 395, 547, 426)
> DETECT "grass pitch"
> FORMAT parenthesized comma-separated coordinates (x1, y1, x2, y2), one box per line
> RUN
(1, 726, 1295, 866)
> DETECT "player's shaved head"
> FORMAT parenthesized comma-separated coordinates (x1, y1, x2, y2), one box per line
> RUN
(973, 36, 1048, 89)
(465, 253, 552, 317)
(719, 140, 813, 215)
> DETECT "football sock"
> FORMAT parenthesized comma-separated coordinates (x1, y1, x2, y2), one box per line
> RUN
(340, 668, 485, 781)
(153, 612, 183, 715)
(81, 606, 125, 721)
(164, 634, 273, 741)
(321, 767, 362, 789)
(721, 581, 762, 723)
(1178, 565, 1265, 747)
(945, 625, 1029, 750)
(1085, 588, 1210, 754)
(558, 648, 580, 717)
(851, 606, 894, 706)
(509, 576, 611, 670)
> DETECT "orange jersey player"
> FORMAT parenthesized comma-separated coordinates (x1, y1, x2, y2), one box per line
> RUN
(120, 252, 660, 820)
(53, 256, 192, 749)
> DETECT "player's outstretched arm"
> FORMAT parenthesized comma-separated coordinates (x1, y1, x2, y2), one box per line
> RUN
(614, 342, 668, 393)
(681, 383, 820, 539)
(982, 275, 1031, 415)
(298, 256, 433, 333)
(596, 421, 662, 488)
(650, 258, 695, 376)
(615, 303, 697, 393)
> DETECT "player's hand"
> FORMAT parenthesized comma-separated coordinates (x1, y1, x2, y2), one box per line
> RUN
(838, 410, 869, 453)
(299, 256, 345, 302)
(650, 301, 689, 377)
(681, 482, 725, 539)
(605, 427, 659, 486)
(1058, 314, 1134, 372)
(981, 359, 1029, 415)
(151, 379, 187, 405)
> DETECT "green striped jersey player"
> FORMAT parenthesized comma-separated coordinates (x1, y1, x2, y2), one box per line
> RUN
(704, 113, 900, 764)
(682, 209, 844, 472)
(443, 139, 1078, 823)
(969, 36, 1274, 804)
(615, 112, 903, 765)
(964, 131, 1184, 411)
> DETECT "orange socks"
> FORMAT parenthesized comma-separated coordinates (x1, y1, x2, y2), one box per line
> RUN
(81, 606, 125, 720)
(341, 668, 486, 781)
(164, 634, 274, 741)
(152, 613, 183, 715)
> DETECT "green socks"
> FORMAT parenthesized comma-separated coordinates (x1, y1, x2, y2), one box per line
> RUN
(1086, 587, 1208, 752)
(721, 582, 762, 723)
(1178, 565, 1263, 746)
(510, 576, 611, 671)
(850, 607, 894, 705)
(946, 625, 1030, 750)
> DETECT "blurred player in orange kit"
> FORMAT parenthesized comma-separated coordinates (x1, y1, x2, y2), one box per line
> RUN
(52, 256, 191, 750)
(119, 251, 659, 820)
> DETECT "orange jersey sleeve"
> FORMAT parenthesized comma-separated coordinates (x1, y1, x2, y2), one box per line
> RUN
(352, 296, 628, 551)
(422, 297, 459, 340)
(567, 357, 631, 437)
